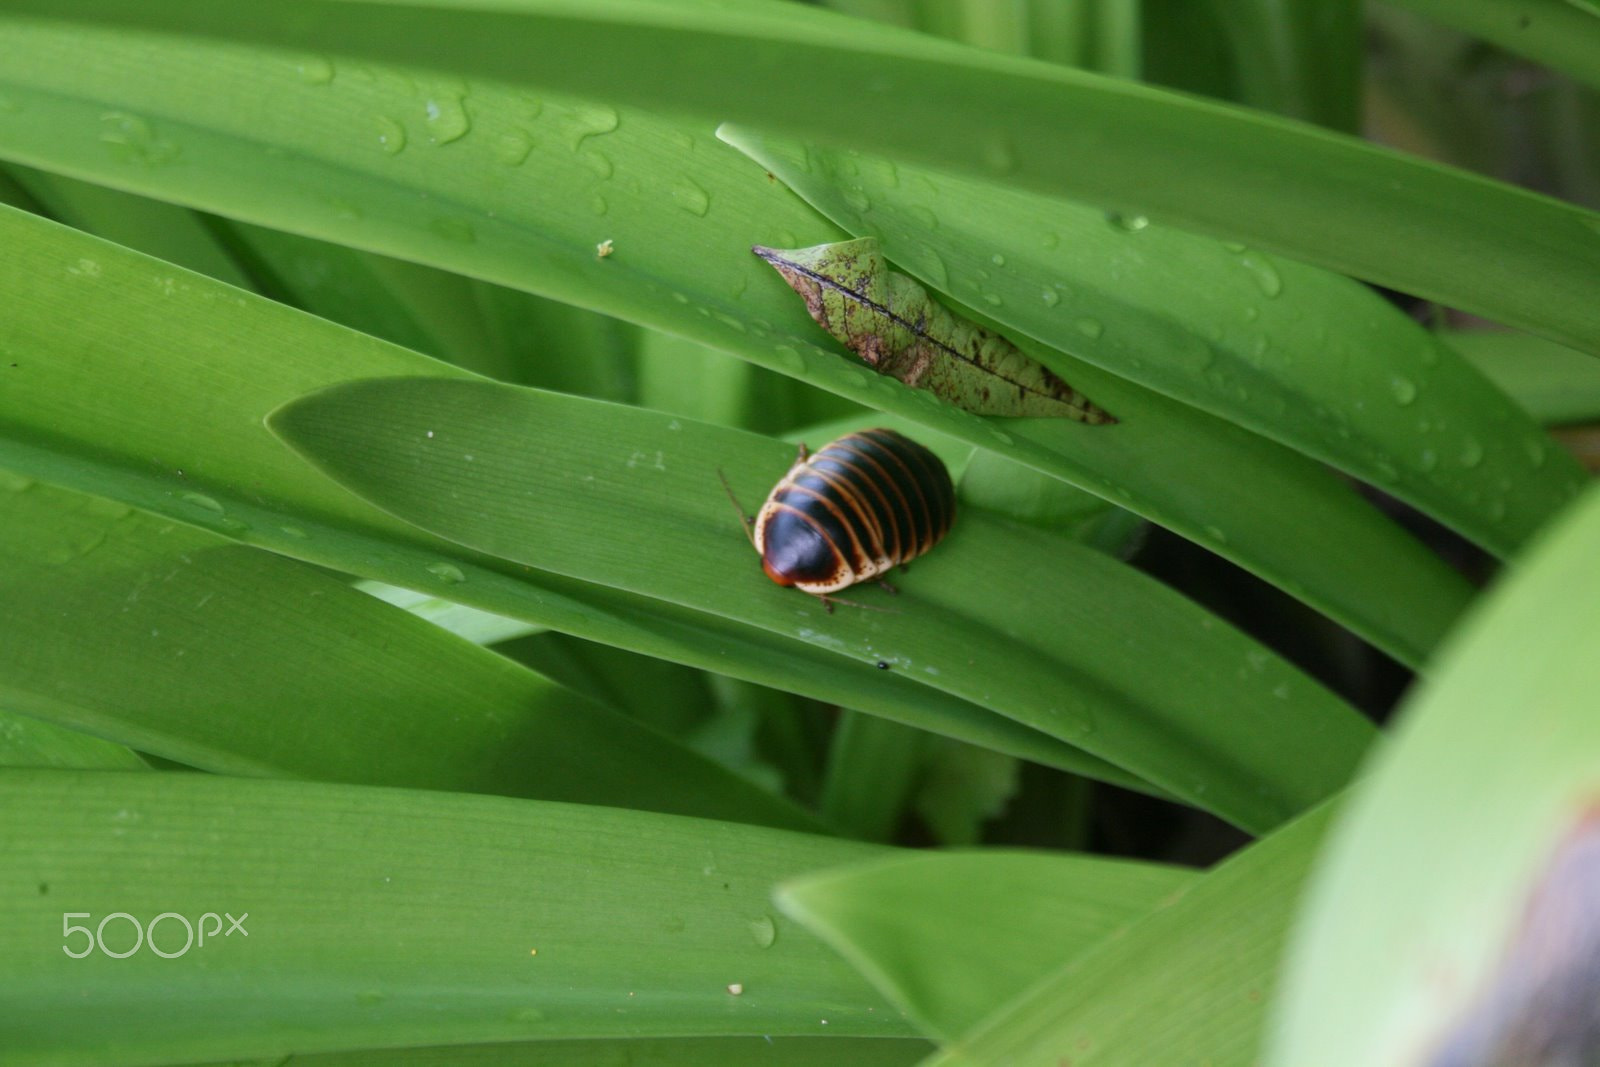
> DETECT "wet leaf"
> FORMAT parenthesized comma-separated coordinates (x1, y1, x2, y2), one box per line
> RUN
(753, 239, 1116, 423)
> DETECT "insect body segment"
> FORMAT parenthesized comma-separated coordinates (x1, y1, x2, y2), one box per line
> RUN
(753, 428, 955, 596)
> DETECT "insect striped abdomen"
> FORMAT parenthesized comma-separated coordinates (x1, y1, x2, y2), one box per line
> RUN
(753, 428, 955, 596)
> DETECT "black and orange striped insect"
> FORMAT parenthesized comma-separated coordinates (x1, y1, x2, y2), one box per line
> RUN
(721, 428, 956, 609)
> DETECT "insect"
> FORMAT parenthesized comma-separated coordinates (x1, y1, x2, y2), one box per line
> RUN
(722, 428, 956, 609)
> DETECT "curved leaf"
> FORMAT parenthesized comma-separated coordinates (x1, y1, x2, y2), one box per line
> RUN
(0, 19, 1476, 667)
(776, 850, 1195, 1039)
(722, 127, 1585, 559)
(15, 0, 1600, 352)
(269, 375, 1378, 831)
(0, 770, 913, 1064)
(1269, 483, 1600, 1067)
(0, 476, 817, 829)
(0, 199, 1095, 786)
(925, 803, 1335, 1066)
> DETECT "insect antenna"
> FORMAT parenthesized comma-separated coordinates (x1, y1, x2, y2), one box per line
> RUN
(716, 467, 758, 547)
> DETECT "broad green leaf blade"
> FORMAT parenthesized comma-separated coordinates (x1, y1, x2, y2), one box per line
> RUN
(776, 850, 1196, 1040)
(1269, 484, 1600, 1067)
(1446, 329, 1600, 426)
(5, 163, 254, 288)
(0, 22, 1476, 666)
(753, 239, 1115, 422)
(354, 580, 545, 645)
(924, 803, 1335, 1066)
(270, 375, 1378, 831)
(722, 128, 1585, 558)
(0, 771, 914, 1064)
(818, 711, 925, 842)
(0, 710, 146, 771)
(0, 190, 1094, 785)
(0, 476, 818, 830)
(214, 1036, 932, 1066)
(1204, 0, 1363, 130)
(16, 0, 1600, 353)
(1387, 0, 1600, 94)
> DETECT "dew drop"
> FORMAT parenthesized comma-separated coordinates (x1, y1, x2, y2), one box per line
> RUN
(1041, 232, 1061, 250)
(1106, 211, 1149, 232)
(1459, 438, 1485, 468)
(561, 103, 620, 151)
(907, 205, 939, 230)
(423, 94, 471, 144)
(99, 112, 178, 165)
(749, 915, 778, 948)
(1074, 317, 1104, 339)
(493, 128, 535, 166)
(426, 561, 466, 584)
(590, 194, 608, 216)
(981, 132, 1016, 174)
(1041, 289, 1060, 307)
(920, 250, 950, 289)
(581, 150, 615, 180)
(1389, 376, 1418, 405)
(375, 115, 407, 155)
(981, 292, 1003, 307)
(1203, 524, 1229, 544)
(841, 187, 870, 213)
(279, 525, 308, 539)
(296, 56, 335, 85)
(0, 471, 34, 492)
(772, 344, 804, 373)
(1239, 252, 1282, 297)
(1374, 459, 1400, 483)
(990, 253, 1006, 267)
(672, 177, 711, 216)
(1419, 448, 1438, 472)
(180, 492, 225, 515)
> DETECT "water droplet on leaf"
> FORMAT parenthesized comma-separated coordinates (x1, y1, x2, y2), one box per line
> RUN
(375, 115, 407, 154)
(426, 561, 466, 584)
(1389, 376, 1418, 405)
(672, 177, 711, 216)
(423, 94, 471, 144)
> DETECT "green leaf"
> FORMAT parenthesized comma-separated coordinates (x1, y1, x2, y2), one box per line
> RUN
(1268, 483, 1600, 1066)
(723, 128, 1585, 560)
(0, 476, 818, 830)
(754, 239, 1115, 422)
(925, 802, 1335, 1066)
(777, 850, 1195, 1041)
(216, 1036, 932, 1066)
(818, 711, 925, 842)
(0, 770, 915, 1064)
(269, 375, 1377, 831)
(0, 710, 146, 771)
(0, 22, 1478, 666)
(16, 0, 1600, 353)
(0, 196, 1093, 790)
(1386, 0, 1600, 94)
(1446, 328, 1600, 426)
